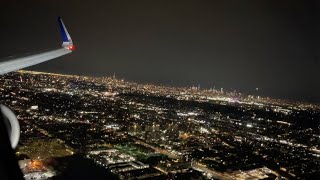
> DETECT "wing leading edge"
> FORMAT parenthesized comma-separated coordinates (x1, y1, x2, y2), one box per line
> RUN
(0, 17, 74, 75)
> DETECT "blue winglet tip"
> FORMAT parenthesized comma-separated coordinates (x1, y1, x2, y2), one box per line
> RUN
(58, 17, 70, 43)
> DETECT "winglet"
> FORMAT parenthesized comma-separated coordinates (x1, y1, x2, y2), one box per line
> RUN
(58, 17, 75, 51)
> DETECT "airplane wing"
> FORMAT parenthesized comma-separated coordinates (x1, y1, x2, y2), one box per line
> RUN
(0, 17, 75, 179)
(0, 17, 74, 75)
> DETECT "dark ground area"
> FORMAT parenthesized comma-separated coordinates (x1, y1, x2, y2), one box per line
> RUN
(51, 154, 118, 180)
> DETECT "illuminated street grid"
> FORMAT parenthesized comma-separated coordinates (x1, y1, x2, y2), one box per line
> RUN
(0, 70, 319, 179)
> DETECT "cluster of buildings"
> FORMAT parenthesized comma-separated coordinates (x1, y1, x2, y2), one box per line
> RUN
(18, 159, 54, 180)
(87, 149, 162, 179)
(0, 70, 319, 179)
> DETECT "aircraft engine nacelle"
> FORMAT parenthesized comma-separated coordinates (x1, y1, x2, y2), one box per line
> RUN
(0, 105, 20, 149)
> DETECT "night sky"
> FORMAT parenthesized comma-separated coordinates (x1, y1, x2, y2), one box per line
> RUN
(0, 0, 319, 103)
